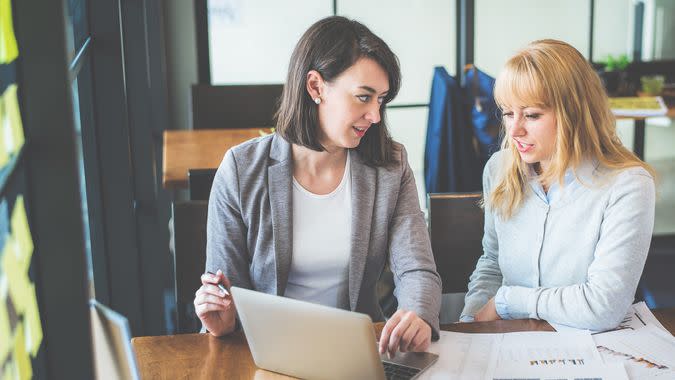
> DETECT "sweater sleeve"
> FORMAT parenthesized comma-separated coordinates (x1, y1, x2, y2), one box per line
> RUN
(389, 146, 443, 339)
(497, 168, 655, 331)
(205, 149, 253, 290)
(460, 155, 503, 319)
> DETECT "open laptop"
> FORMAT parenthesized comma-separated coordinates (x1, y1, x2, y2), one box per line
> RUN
(231, 286, 438, 380)
(89, 300, 140, 380)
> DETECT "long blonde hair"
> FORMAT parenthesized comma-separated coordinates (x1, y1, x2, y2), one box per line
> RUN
(488, 39, 655, 218)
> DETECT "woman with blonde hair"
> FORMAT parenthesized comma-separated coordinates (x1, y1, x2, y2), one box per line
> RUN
(460, 39, 656, 330)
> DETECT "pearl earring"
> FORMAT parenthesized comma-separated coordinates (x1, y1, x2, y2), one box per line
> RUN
(314, 97, 322, 105)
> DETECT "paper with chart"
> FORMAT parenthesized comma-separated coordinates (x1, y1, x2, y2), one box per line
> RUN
(418, 330, 611, 379)
(491, 362, 629, 380)
(496, 331, 601, 365)
(594, 324, 675, 379)
(486, 331, 622, 379)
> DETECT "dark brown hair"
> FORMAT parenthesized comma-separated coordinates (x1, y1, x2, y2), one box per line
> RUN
(275, 16, 401, 166)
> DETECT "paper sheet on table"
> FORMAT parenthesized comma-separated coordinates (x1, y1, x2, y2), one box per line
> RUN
(417, 331, 500, 380)
(630, 302, 669, 333)
(491, 362, 628, 380)
(419, 330, 602, 380)
(549, 302, 668, 334)
(594, 324, 675, 379)
(496, 331, 601, 365)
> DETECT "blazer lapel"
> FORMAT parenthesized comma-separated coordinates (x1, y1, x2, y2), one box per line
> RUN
(268, 134, 293, 296)
(349, 151, 376, 310)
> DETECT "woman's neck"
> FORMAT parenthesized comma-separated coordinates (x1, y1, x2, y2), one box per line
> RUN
(291, 143, 347, 176)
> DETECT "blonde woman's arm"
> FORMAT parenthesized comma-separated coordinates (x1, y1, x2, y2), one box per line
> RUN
(460, 154, 503, 321)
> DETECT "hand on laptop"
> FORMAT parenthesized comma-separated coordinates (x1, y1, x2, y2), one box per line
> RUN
(194, 270, 237, 336)
(378, 309, 431, 357)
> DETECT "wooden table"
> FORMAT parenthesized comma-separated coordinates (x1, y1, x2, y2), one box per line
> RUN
(615, 105, 675, 160)
(132, 308, 675, 379)
(162, 128, 271, 189)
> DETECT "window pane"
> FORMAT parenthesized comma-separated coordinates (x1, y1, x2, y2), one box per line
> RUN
(594, 0, 675, 61)
(593, 0, 632, 61)
(66, 0, 89, 56)
(386, 107, 429, 212)
(70, 76, 94, 297)
(71, 60, 107, 299)
(339, 0, 456, 105)
(208, 0, 332, 84)
(475, 0, 590, 76)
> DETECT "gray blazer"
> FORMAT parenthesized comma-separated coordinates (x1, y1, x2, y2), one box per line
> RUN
(205, 133, 441, 336)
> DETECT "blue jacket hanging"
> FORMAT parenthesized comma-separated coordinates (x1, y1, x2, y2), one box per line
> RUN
(464, 66, 501, 166)
(424, 67, 481, 193)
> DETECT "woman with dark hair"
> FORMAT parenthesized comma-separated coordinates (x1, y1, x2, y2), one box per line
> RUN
(193, 16, 441, 356)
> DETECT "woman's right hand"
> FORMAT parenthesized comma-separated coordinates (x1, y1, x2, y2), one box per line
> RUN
(194, 270, 236, 336)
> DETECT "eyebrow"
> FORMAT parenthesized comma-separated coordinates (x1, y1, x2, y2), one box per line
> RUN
(358, 85, 389, 95)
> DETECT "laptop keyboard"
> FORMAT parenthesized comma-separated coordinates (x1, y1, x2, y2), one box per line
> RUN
(382, 361, 421, 380)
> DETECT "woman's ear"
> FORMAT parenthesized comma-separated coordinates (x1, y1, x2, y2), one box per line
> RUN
(306, 70, 324, 103)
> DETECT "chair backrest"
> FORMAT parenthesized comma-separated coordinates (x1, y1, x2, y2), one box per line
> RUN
(188, 168, 217, 201)
(191, 84, 283, 129)
(427, 192, 484, 294)
(172, 201, 208, 333)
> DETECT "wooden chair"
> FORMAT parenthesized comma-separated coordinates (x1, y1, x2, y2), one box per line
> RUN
(188, 168, 217, 201)
(427, 192, 484, 322)
(191, 84, 283, 129)
(172, 201, 208, 333)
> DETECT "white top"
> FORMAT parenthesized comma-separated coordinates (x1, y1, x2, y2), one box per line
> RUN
(285, 151, 352, 308)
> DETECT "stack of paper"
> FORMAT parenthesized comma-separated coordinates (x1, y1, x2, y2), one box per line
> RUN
(418, 302, 674, 379)
(591, 302, 675, 379)
(419, 330, 623, 379)
(610, 96, 668, 117)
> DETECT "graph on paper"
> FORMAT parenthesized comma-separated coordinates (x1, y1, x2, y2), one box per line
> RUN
(496, 331, 601, 366)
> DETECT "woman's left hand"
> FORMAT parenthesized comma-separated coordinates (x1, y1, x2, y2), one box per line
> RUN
(378, 309, 432, 357)
(474, 297, 502, 322)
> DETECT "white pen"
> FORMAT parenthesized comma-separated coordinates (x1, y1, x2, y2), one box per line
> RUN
(206, 271, 230, 296)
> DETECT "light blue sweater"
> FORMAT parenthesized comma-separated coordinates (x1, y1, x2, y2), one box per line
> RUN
(461, 150, 656, 330)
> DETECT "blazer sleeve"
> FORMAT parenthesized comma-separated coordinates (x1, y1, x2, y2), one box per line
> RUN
(388, 146, 443, 339)
(496, 169, 655, 331)
(461, 156, 503, 320)
(205, 149, 253, 290)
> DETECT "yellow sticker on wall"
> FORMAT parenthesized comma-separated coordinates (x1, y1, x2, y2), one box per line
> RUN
(10, 196, 32, 267)
(24, 284, 42, 357)
(0, 276, 11, 364)
(12, 323, 31, 380)
(0, 0, 19, 64)
(3, 85, 24, 155)
(0, 100, 8, 167)
(2, 360, 15, 380)
(1, 237, 30, 315)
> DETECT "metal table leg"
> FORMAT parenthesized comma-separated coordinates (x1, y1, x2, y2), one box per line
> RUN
(634, 119, 646, 160)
